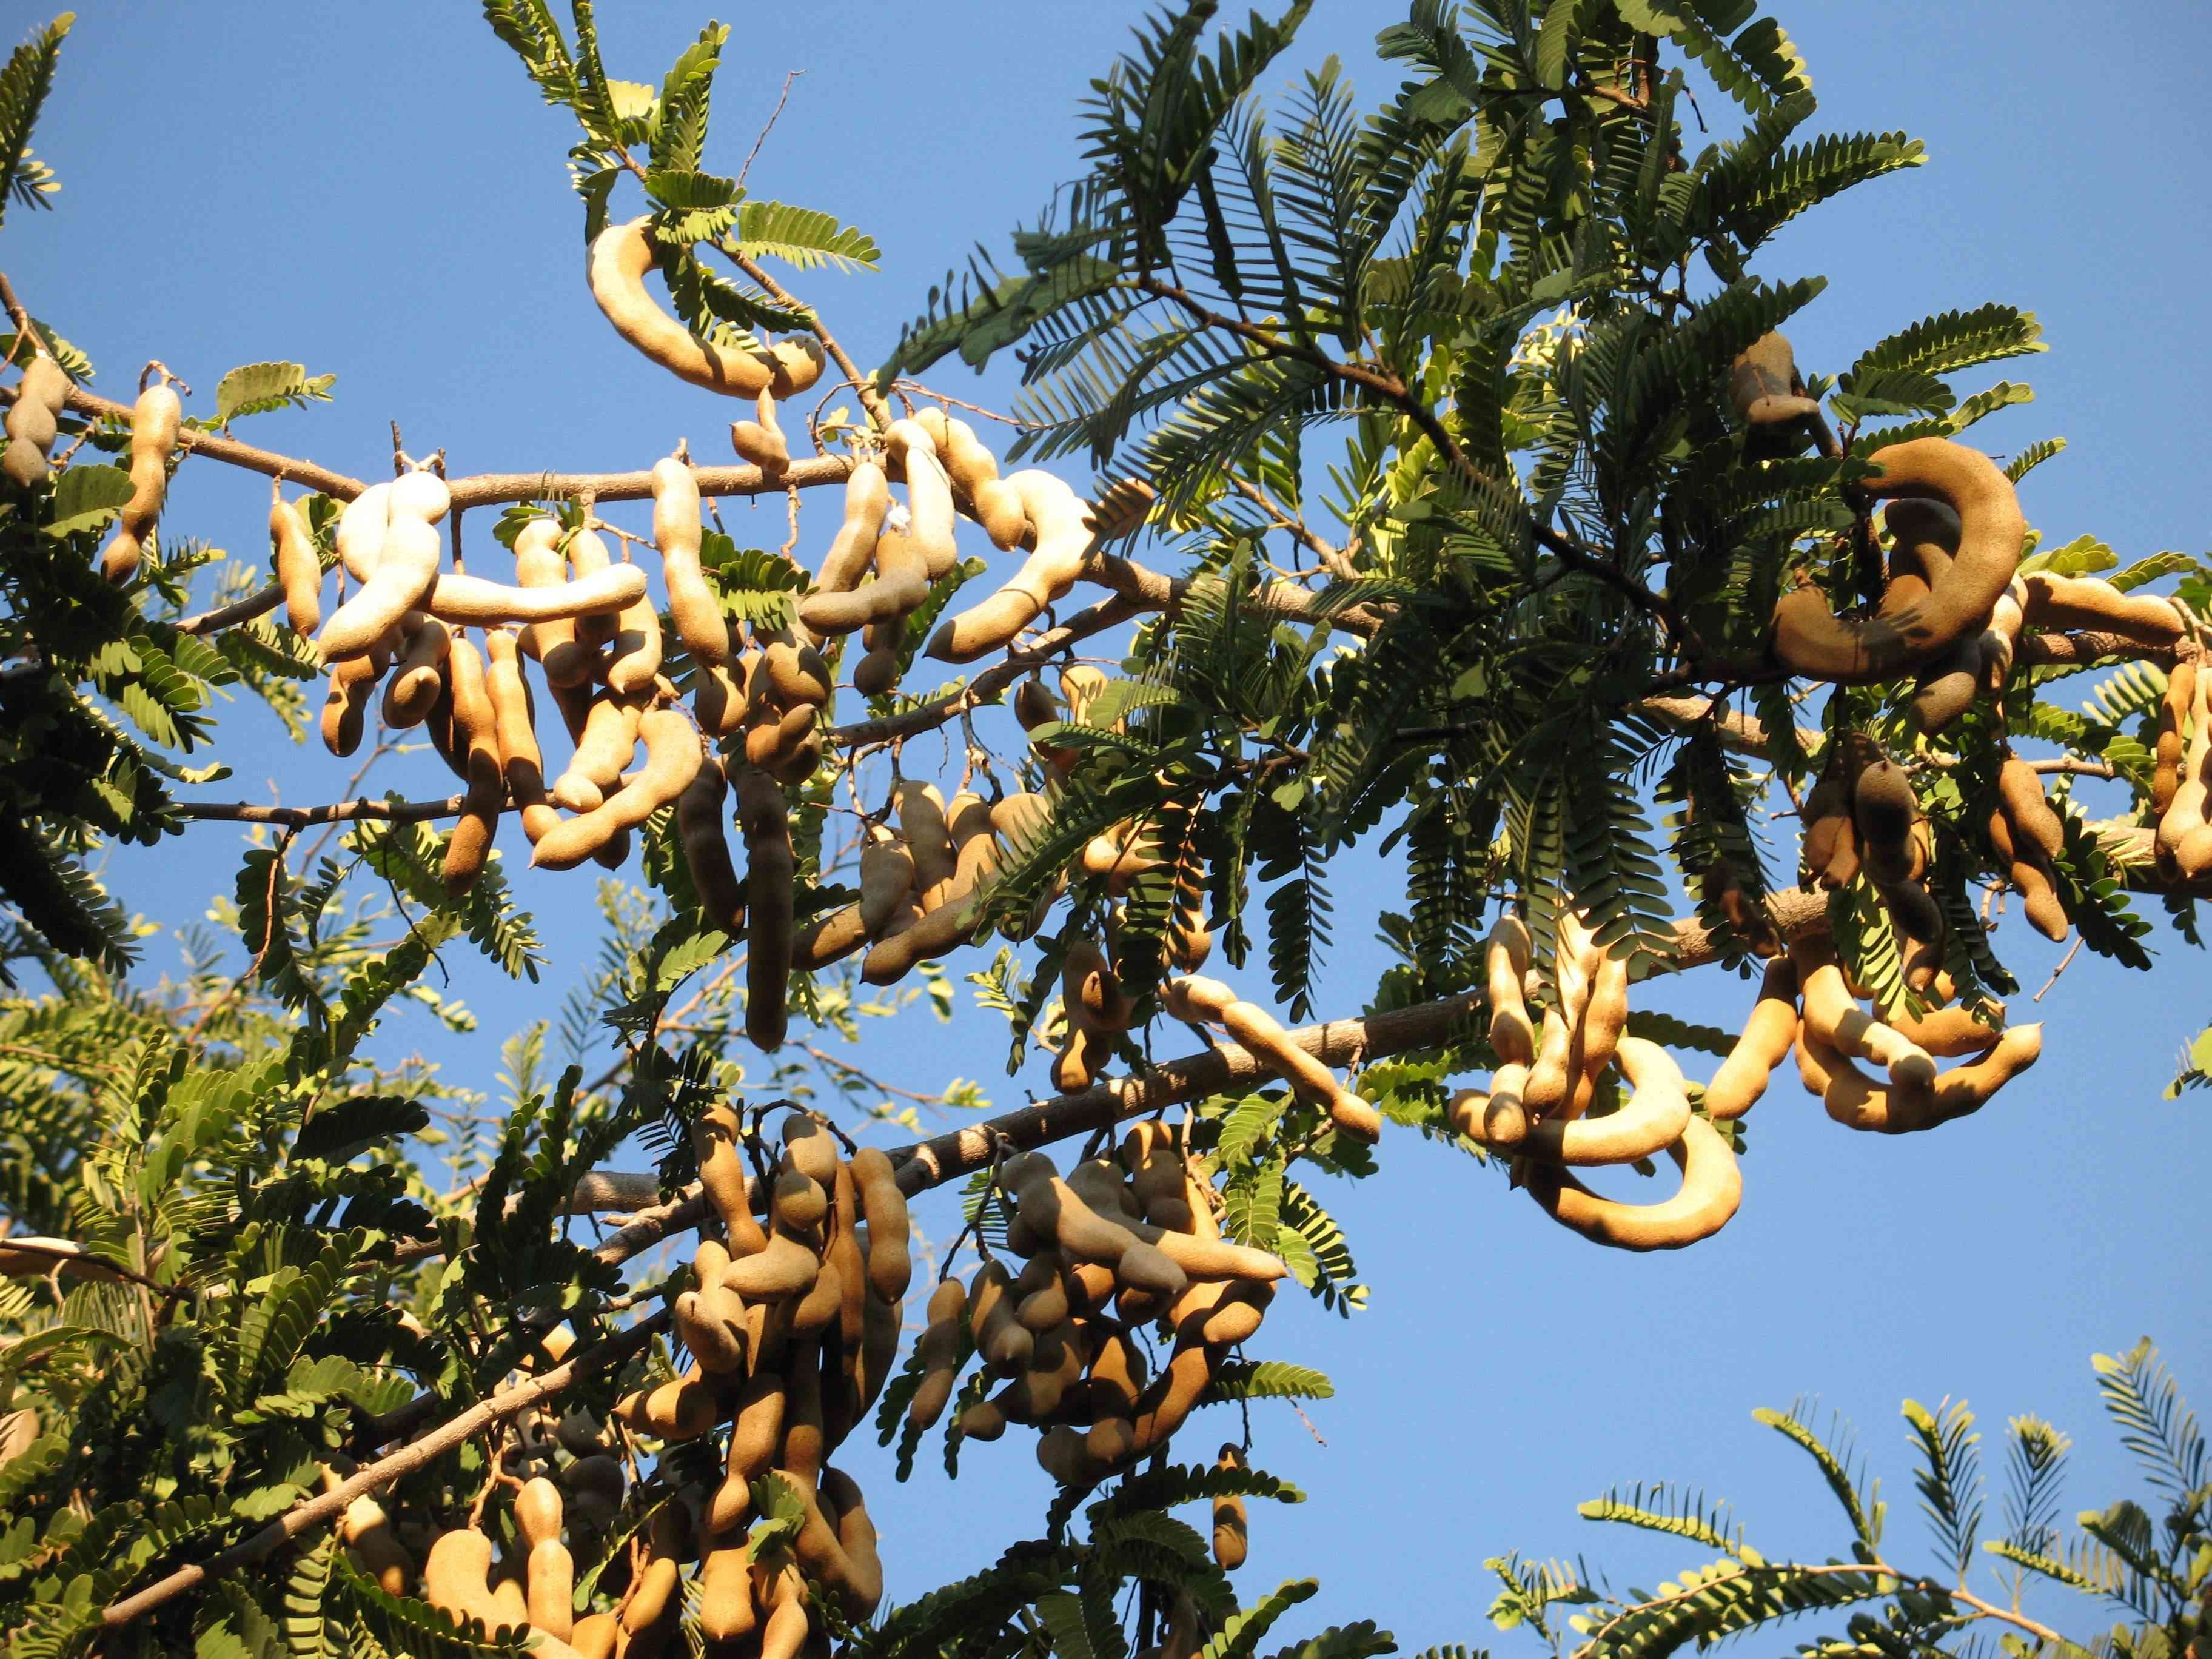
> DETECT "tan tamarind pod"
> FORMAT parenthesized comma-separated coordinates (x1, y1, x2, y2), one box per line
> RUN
(603, 565, 663, 700)
(2021, 571, 2187, 646)
(381, 612, 451, 731)
(1127, 1342, 1219, 1458)
(1090, 476, 1155, 541)
(675, 1267, 751, 1375)
(1996, 757, 2064, 860)
(886, 419, 960, 578)
(1524, 1115, 1743, 1251)
(766, 335, 825, 399)
(1081, 823, 1163, 897)
(1014, 1249, 1074, 1332)
(808, 460, 891, 602)
(908, 1276, 970, 1430)
(1059, 663, 1108, 725)
(1485, 913, 1536, 1064)
(441, 633, 505, 897)
(1121, 1121, 1195, 1232)
(650, 452, 727, 668)
(848, 1148, 911, 1301)
(763, 639, 834, 706)
(587, 217, 775, 396)
(1728, 331, 1822, 431)
(795, 900, 869, 970)
(896, 781, 956, 898)
(1703, 957, 1800, 1121)
(1521, 1037, 1688, 1166)
(483, 628, 563, 845)
(270, 481, 323, 637)
(2154, 660, 2196, 817)
(1524, 910, 1599, 1115)
(692, 657, 748, 736)
(788, 1257, 844, 1336)
(612, 1365, 720, 1442)
(422, 564, 647, 629)
(1799, 774, 1860, 890)
(827, 1159, 868, 1355)
(515, 1475, 565, 1550)
(925, 469, 1095, 660)
(855, 1272, 903, 1424)
(800, 496, 931, 634)
(1887, 1001, 2005, 1057)
(744, 700, 819, 772)
(1449, 1061, 1527, 1148)
(970, 1259, 1034, 1375)
(916, 408, 1027, 551)
(957, 1396, 1008, 1441)
(526, 1535, 575, 1642)
(332, 481, 392, 584)
(677, 756, 745, 933)
(1013, 1171, 1186, 1296)
(756, 1562, 811, 1659)
(1771, 438, 2024, 680)
(1183, 1279, 1272, 1347)
(735, 765, 794, 1051)
(2, 355, 71, 488)
(1790, 937, 1936, 1089)
(1167, 863, 1213, 971)
(424, 1528, 515, 1634)
(340, 1495, 417, 1597)
(859, 826, 916, 940)
(512, 518, 591, 686)
(2159, 668, 2211, 868)
(692, 1102, 767, 1251)
(318, 495, 444, 663)
(730, 387, 791, 471)
(569, 1614, 618, 1659)
(551, 689, 643, 813)
(557, 517, 618, 650)
(1213, 1444, 1250, 1570)
(820, 1467, 884, 1618)
(1577, 940, 1631, 1086)
(1066, 1156, 1144, 1224)
(998, 1317, 1090, 1423)
(1852, 760, 1922, 885)
(722, 1229, 822, 1301)
(1162, 973, 1381, 1141)
(724, 1368, 789, 1498)
(779, 1338, 828, 1486)
(100, 380, 183, 582)
(1064, 937, 1130, 1031)
(1985, 798, 2068, 943)
(699, 1540, 760, 1645)
(532, 708, 702, 870)
(320, 645, 386, 759)
(618, 1556, 682, 1653)
(1822, 1023, 2043, 1134)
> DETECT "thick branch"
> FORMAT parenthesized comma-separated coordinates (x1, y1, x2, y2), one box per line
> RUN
(173, 794, 467, 829)
(99, 1307, 669, 1629)
(443, 453, 851, 512)
(1082, 549, 1384, 638)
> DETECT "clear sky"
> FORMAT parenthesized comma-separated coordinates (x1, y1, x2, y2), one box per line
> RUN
(10, 0, 2211, 1648)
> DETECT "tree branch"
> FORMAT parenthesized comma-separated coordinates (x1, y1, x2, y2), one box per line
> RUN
(172, 794, 468, 829)
(719, 246, 893, 433)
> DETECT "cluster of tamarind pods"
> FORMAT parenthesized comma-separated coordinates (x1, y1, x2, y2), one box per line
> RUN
(3, 352, 182, 583)
(905, 1121, 1284, 1533)
(1445, 898, 2043, 1250)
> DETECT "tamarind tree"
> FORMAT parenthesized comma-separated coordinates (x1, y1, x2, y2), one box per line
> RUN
(0, 2, 2204, 1657)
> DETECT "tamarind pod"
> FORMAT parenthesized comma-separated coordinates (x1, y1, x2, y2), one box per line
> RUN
(1703, 958, 1800, 1121)
(1728, 332, 1822, 430)
(1791, 937, 1936, 1088)
(514, 1474, 565, 1551)
(1167, 975, 1381, 1142)
(603, 580, 663, 700)
(805, 461, 892, 608)
(859, 858, 993, 985)
(532, 708, 702, 870)
(762, 335, 825, 400)
(1800, 775, 1860, 890)
(734, 765, 794, 1051)
(612, 1367, 720, 1442)
(1122, 1124, 1196, 1233)
(481, 629, 564, 843)
(1067, 1156, 1144, 1224)
(854, 1275, 903, 1427)
(340, 1496, 417, 1597)
(1065, 937, 1132, 1031)
(859, 826, 916, 941)
(845, 1147, 912, 1301)
(826, 1158, 868, 1353)
(1452, 1060, 1530, 1148)
(1014, 1249, 1074, 1332)
(1035, 1422, 1114, 1486)
(886, 420, 960, 578)
(318, 643, 387, 757)
(1212, 1444, 1251, 1570)
(1523, 1037, 1690, 1166)
(1996, 757, 2064, 860)
(851, 618, 902, 697)
(1128, 1342, 1219, 1458)
(675, 757, 745, 931)
(1014, 1173, 1188, 1295)
(916, 409, 1028, 551)
(332, 481, 392, 585)
(1886, 1002, 2004, 1057)
(675, 1287, 751, 1373)
(948, 791, 998, 888)
(795, 901, 869, 970)
(1772, 438, 2024, 680)
(525, 1538, 575, 1643)
(1823, 1024, 2043, 1134)
(722, 1225, 822, 1298)
(319, 512, 442, 663)
(543, 524, 612, 653)
(1852, 760, 1921, 885)
(1524, 1115, 1743, 1252)
(2154, 661, 2195, 816)
(762, 639, 833, 706)
(1524, 910, 1600, 1114)
(2021, 572, 2186, 646)
(618, 1556, 682, 1658)
(568, 1617, 619, 1659)
(994, 1318, 1090, 1424)
(1978, 575, 2029, 691)
(691, 1102, 766, 1250)
(424, 1529, 516, 1635)
(1083, 1319, 1150, 1419)
(269, 483, 324, 637)
(699, 1543, 759, 1644)
(422, 564, 649, 631)
(788, 1258, 843, 1336)
(1182, 1279, 1272, 1347)
(923, 471, 1094, 660)
(779, 1337, 828, 1486)
(1793, 1021, 1838, 1096)
(1082, 825, 1164, 897)
(380, 613, 451, 730)
(1578, 942, 1631, 1084)
(1983, 802, 2065, 943)
(743, 700, 817, 772)
(648, 453, 728, 667)
(562, 1453, 626, 1539)
(970, 1259, 1035, 1375)
(799, 508, 931, 634)
(692, 658, 748, 736)
(543, 674, 595, 752)
(1485, 913, 1537, 1064)
(99, 381, 183, 581)
(730, 387, 790, 471)
(722, 1368, 788, 1501)
(488, 1574, 529, 1635)
(511, 519, 587, 687)
(2159, 668, 2211, 862)
(552, 1408, 605, 1463)
(2, 356, 70, 488)
(441, 635, 505, 896)
(587, 218, 774, 395)
(907, 1276, 970, 1430)
(754, 1563, 811, 1659)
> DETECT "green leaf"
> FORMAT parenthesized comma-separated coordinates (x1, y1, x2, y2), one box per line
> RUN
(43, 463, 135, 537)
(0, 12, 70, 226)
(732, 199, 880, 273)
(213, 362, 336, 425)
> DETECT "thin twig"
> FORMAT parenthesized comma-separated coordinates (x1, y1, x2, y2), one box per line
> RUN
(719, 247, 893, 432)
(2032, 935, 2085, 1003)
(736, 70, 802, 192)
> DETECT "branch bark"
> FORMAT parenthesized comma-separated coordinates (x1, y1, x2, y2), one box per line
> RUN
(173, 794, 468, 829)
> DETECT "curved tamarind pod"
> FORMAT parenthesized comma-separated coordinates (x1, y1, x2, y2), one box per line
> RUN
(1882, 499, 1988, 732)
(612, 1366, 720, 1441)
(1887, 1001, 2003, 1057)
(512, 519, 587, 686)
(618, 1555, 682, 1657)
(333, 481, 391, 585)
(1524, 910, 1599, 1114)
(794, 901, 868, 972)
(1772, 438, 2024, 680)
(780, 1114, 840, 1185)
(488, 1575, 529, 1637)
(808, 460, 892, 603)
(603, 569, 663, 700)
(698, 1541, 759, 1646)
(567, 1614, 617, 1659)
(1014, 1249, 1073, 1331)
(514, 1476, 564, 1551)
(1014, 1173, 1188, 1295)
(719, 1370, 788, 1509)
(855, 1275, 903, 1426)
(318, 483, 446, 663)
(1067, 1156, 1143, 1223)
(970, 1257, 1037, 1376)
(799, 497, 931, 634)
(2159, 667, 2210, 863)
(1175, 1279, 1272, 1347)
(1524, 1114, 1742, 1251)
(728, 764, 794, 1050)
(994, 1318, 1090, 1423)
(1822, 1023, 2043, 1134)
(828, 1159, 868, 1355)
(1792, 938, 1936, 1088)
(2021, 572, 2186, 646)
(817, 1468, 885, 1618)
(788, 1256, 844, 1336)
(561, 1452, 625, 1537)
(442, 634, 505, 897)
(1989, 759, 2068, 941)
(1122, 1122, 1195, 1232)
(1039, 1423, 1115, 1487)
(483, 628, 561, 843)
(1578, 940, 1631, 1085)
(676, 756, 745, 932)
(1449, 1061, 1529, 1148)
(692, 657, 748, 736)
(948, 792, 998, 891)
(340, 1495, 417, 1597)
(851, 617, 902, 697)
(1700, 859, 1780, 957)
(743, 700, 818, 772)
(270, 481, 323, 636)
(1523, 1037, 1689, 1166)
(1704, 958, 1799, 1121)
(380, 612, 451, 729)
(1800, 775, 1860, 890)
(2154, 660, 2196, 817)
(548, 520, 614, 651)
(1728, 332, 1822, 431)
(722, 1229, 821, 1301)
(753, 1562, 811, 1659)
(886, 419, 960, 578)
(925, 470, 1096, 662)
(1212, 1443, 1250, 1569)
(1064, 937, 1131, 1030)
(729, 387, 790, 472)
(914, 408, 1027, 551)
(424, 1528, 517, 1634)
(544, 673, 594, 751)
(859, 858, 993, 985)
(691, 1102, 766, 1251)
(1977, 575, 2028, 691)
(859, 826, 915, 941)
(765, 335, 826, 400)
(848, 1148, 911, 1301)
(2, 355, 70, 488)
(1997, 757, 2064, 860)
(587, 217, 774, 395)
(1793, 1021, 1838, 1097)
(762, 639, 833, 706)
(526, 1535, 575, 1642)
(1852, 760, 1921, 885)
(1059, 663, 1109, 726)
(907, 1278, 970, 1431)
(772, 1165, 830, 1232)
(1162, 973, 1382, 1142)
(423, 565, 648, 629)
(100, 380, 183, 581)
(1484, 913, 1536, 1064)
(1053, 1024, 1111, 1095)
(651, 453, 727, 666)
(532, 708, 702, 870)
(1127, 1341, 1219, 1459)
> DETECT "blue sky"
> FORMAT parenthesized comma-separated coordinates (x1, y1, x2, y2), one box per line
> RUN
(10, 0, 2211, 1647)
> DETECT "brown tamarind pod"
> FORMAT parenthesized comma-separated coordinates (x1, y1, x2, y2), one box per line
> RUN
(1081, 822, 1163, 897)
(854, 1268, 903, 1426)
(562, 1452, 625, 1537)
(806, 460, 892, 602)
(1065, 1156, 1144, 1224)
(100, 378, 183, 582)
(788, 1257, 844, 1338)
(613, 1365, 720, 1442)
(851, 617, 903, 697)
(1121, 1121, 1195, 1233)
(557, 517, 618, 650)
(800, 494, 931, 634)
(781, 1112, 840, 1184)
(1883, 500, 1988, 732)
(1449, 1061, 1528, 1149)
(1523, 908, 1601, 1116)
(2, 355, 70, 489)
(524, 1531, 575, 1640)
(722, 1228, 822, 1301)
(721, 1368, 788, 1503)
(1082, 1318, 1150, 1421)
(333, 481, 391, 583)
(969, 1259, 1034, 1376)
(888, 418, 960, 578)
(339, 1495, 417, 1597)
(441, 633, 506, 896)
(569, 1614, 618, 1659)
(423, 1527, 517, 1635)
(676, 756, 745, 933)
(586, 217, 775, 396)
(1791, 937, 1936, 1088)
(1484, 913, 1536, 1064)
(2021, 572, 2187, 646)
(859, 825, 916, 942)
(1886, 1000, 2005, 1057)
(1013, 1171, 1187, 1296)
(2160, 667, 2211, 870)
(916, 408, 1027, 551)
(1517, 1037, 1688, 1166)
(1014, 1249, 1074, 1332)
(320, 640, 386, 759)
(1127, 1341, 1218, 1459)
(2154, 660, 2196, 818)
(692, 656, 747, 737)
(1984, 805, 2066, 943)
(1799, 774, 1860, 890)
(652, 452, 728, 667)
(908, 1276, 969, 1430)
(532, 708, 702, 871)
(767, 335, 826, 399)
(1162, 973, 1382, 1143)
(730, 387, 791, 472)
(380, 612, 450, 730)
(1577, 939, 1632, 1089)
(755, 1562, 811, 1659)
(1213, 1444, 1250, 1570)
(1822, 1023, 2043, 1134)
(618, 1555, 682, 1657)
(735, 765, 794, 1051)
(794, 900, 870, 971)
(1771, 439, 2025, 681)
(1997, 757, 2064, 860)
(270, 480, 323, 637)
(512, 518, 591, 687)
(482, 628, 563, 845)
(993, 1317, 1090, 1424)
(602, 554, 663, 700)
(1703, 957, 1800, 1121)
(822, 1467, 885, 1617)
(698, 1540, 759, 1646)
(858, 853, 994, 985)
(847, 1148, 911, 1301)
(779, 1337, 828, 1486)
(1524, 1115, 1743, 1251)
(551, 686, 645, 812)
(827, 1160, 868, 1358)
(926, 469, 1097, 661)
(319, 471, 448, 661)
(1851, 759, 1922, 886)
(1728, 331, 1822, 434)
(421, 565, 648, 630)
(760, 638, 833, 707)
(1700, 858, 1780, 957)
(1166, 862, 1213, 971)
(692, 1101, 767, 1252)
(894, 780, 956, 903)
